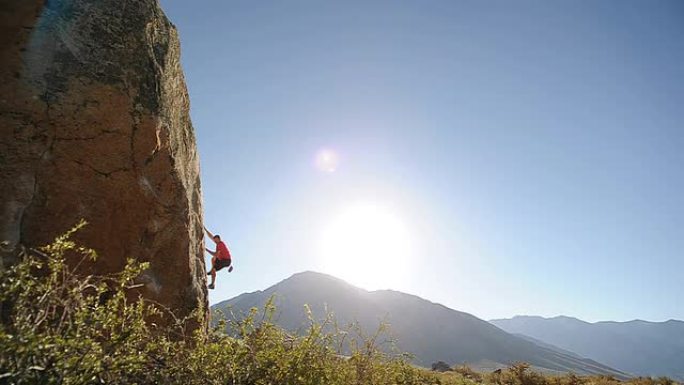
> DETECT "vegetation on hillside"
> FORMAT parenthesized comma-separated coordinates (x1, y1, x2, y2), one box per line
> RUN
(446, 363, 677, 385)
(0, 224, 679, 385)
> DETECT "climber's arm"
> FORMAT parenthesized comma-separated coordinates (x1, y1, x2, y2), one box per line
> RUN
(205, 248, 217, 256)
(203, 226, 216, 242)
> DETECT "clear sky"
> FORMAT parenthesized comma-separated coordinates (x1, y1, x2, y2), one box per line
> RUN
(159, 0, 684, 322)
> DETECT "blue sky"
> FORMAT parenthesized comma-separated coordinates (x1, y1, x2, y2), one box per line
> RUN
(160, 0, 684, 322)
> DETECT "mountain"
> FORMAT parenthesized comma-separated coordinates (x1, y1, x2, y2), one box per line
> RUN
(512, 334, 583, 359)
(491, 316, 684, 380)
(212, 271, 626, 377)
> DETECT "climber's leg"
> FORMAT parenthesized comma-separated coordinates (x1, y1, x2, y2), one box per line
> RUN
(209, 268, 216, 289)
(208, 257, 217, 289)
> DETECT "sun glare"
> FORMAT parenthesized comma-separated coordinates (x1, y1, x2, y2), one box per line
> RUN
(318, 203, 412, 290)
(314, 148, 339, 173)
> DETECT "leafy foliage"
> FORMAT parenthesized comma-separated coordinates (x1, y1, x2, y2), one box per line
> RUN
(0, 223, 679, 385)
(0, 223, 462, 384)
(440, 363, 679, 385)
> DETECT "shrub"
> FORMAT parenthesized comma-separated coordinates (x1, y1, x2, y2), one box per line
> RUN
(454, 364, 483, 381)
(433, 361, 452, 372)
(0, 223, 461, 385)
(2, 223, 679, 385)
(0, 220, 170, 384)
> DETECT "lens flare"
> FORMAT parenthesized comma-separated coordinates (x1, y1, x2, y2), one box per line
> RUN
(314, 148, 339, 173)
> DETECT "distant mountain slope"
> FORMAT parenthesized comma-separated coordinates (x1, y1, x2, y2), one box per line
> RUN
(508, 333, 582, 359)
(212, 271, 626, 377)
(491, 316, 684, 380)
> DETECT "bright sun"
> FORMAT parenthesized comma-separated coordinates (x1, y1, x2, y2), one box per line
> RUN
(318, 203, 412, 290)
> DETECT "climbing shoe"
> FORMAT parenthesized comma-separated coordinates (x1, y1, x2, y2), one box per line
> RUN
(208, 284, 215, 290)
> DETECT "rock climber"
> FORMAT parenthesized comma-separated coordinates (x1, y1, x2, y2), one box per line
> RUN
(203, 226, 233, 290)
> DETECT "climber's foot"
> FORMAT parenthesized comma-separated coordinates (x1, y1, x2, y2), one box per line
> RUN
(228, 266, 233, 273)
(208, 284, 215, 290)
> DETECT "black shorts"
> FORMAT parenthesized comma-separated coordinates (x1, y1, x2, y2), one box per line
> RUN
(214, 259, 232, 271)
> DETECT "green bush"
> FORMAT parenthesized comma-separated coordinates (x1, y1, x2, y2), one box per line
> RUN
(0, 223, 461, 385)
(453, 364, 483, 382)
(0, 221, 168, 384)
(1, 223, 679, 385)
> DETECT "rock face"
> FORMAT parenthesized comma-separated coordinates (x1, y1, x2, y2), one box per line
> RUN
(0, 0, 207, 325)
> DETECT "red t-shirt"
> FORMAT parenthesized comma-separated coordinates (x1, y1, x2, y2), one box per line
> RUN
(216, 241, 231, 260)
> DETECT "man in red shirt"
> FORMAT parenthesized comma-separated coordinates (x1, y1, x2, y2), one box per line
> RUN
(204, 226, 233, 290)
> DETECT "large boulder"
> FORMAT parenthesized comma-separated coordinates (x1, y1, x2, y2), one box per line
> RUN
(431, 361, 452, 373)
(0, 0, 207, 325)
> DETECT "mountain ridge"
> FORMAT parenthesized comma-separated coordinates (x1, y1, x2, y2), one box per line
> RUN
(494, 315, 683, 325)
(213, 271, 627, 378)
(491, 315, 684, 380)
